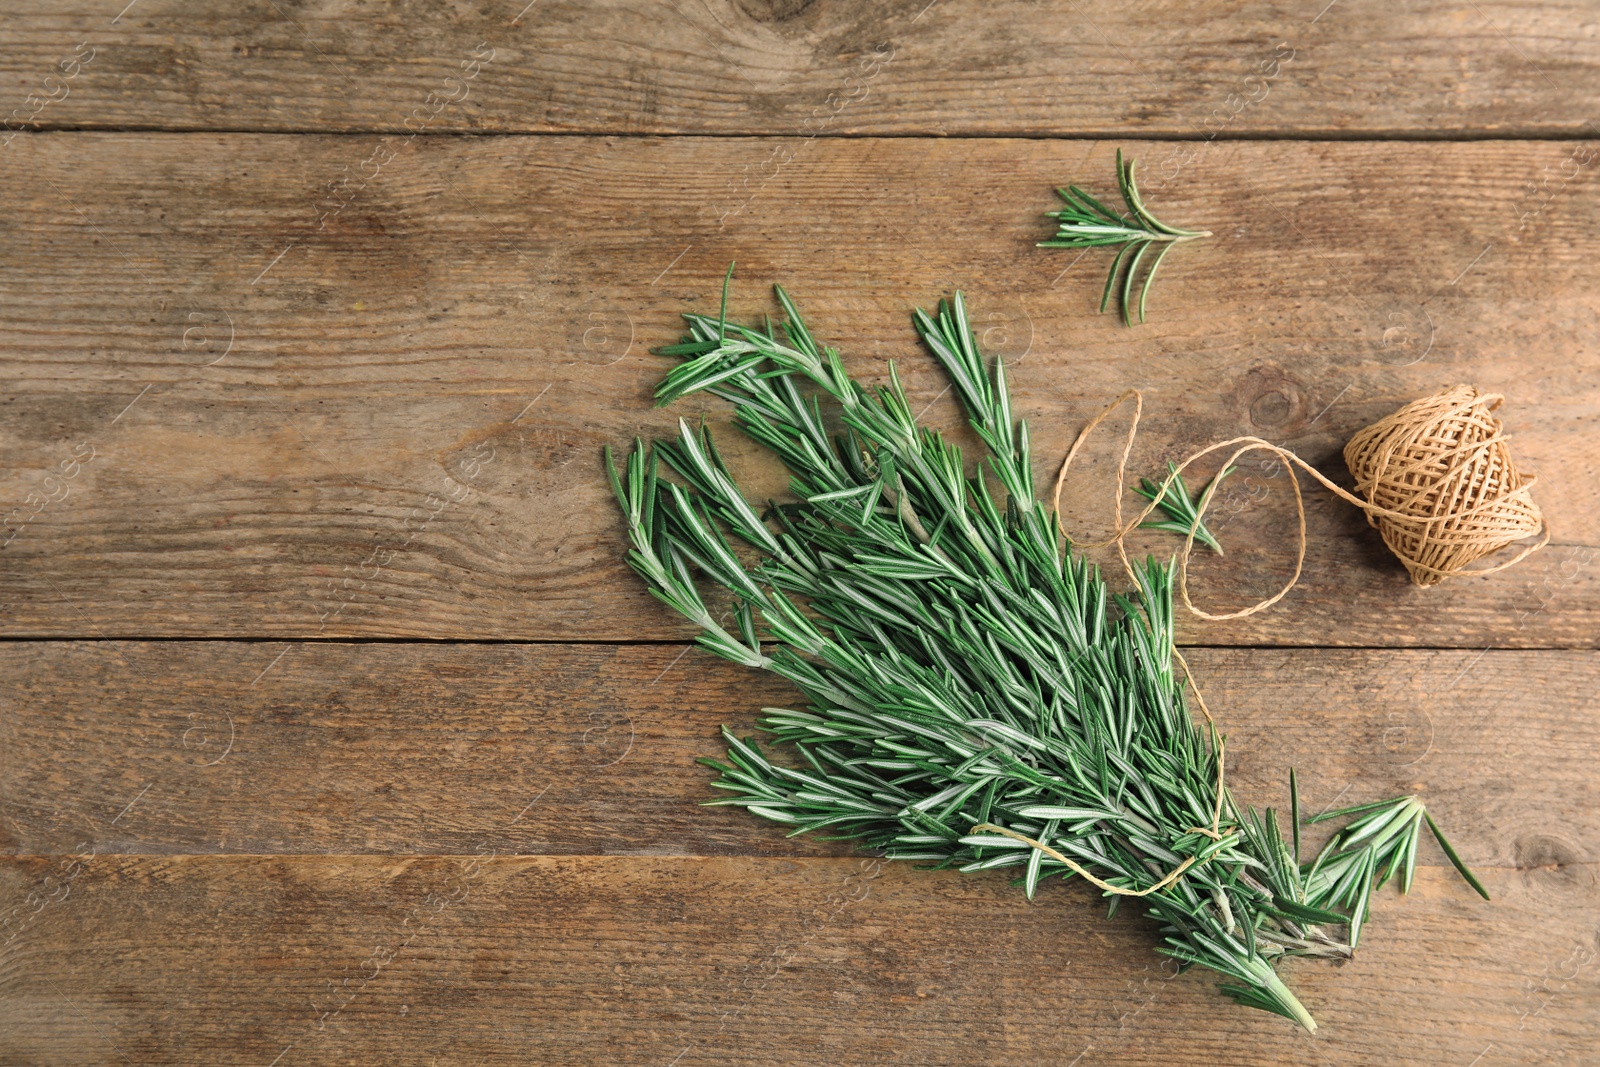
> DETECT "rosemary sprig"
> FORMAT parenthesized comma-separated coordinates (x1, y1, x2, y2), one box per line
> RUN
(1306, 794, 1492, 915)
(608, 276, 1487, 1031)
(1039, 149, 1211, 325)
(1135, 462, 1234, 555)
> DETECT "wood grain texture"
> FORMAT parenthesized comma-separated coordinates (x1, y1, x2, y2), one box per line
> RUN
(0, 853, 1594, 1066)
(4, 4, 1598, 1064)
(2, 643, 1595, 869)
(2, 135, 1597, 645)
(1, 1, 1599, 137)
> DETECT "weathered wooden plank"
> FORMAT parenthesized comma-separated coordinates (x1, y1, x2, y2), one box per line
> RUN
(2, 643, 1595, 866)
(0, 852, 1593, 1065)
(1, 135, 1597, 645)
(1, 1, 1599, 136)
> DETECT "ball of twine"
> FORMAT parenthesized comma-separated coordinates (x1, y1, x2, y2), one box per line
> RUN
(1053, 385, 1550, 620)
(1343, 384, 1547, 587)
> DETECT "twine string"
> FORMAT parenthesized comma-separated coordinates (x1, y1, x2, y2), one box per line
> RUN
(1050, 387, 1550, 619)
(968, 823, 1212, 897)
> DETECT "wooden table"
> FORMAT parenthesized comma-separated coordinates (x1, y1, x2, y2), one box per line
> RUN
(2, 3, 1597, 1063)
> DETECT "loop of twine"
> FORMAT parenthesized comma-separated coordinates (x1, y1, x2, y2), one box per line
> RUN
(987, 385, 1549, 897)
(1049, 386, 1550, 620)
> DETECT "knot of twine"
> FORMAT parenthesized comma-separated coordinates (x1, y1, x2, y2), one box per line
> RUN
(1343, 385, 1546, 586)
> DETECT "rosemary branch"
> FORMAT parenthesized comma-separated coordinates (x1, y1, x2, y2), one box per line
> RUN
(608, 275, 1487, 1031)
(1136, 462, 1234, 555)
(1039, 149, 1211, 325)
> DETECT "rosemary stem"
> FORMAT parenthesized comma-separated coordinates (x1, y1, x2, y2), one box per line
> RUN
(1260, 966, 1319, 1033)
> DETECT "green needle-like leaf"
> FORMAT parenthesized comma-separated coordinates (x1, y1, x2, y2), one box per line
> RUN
(1425, 812, 1493, 901)
(1134, 462, 1234, 554)
(1289, 767, 1302, 864)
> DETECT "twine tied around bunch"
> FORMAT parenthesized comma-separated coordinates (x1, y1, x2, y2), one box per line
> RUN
(969, 648, 1231, 898)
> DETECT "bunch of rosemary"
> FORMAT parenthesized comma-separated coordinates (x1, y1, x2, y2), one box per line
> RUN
(608, 277, 1487, 1030)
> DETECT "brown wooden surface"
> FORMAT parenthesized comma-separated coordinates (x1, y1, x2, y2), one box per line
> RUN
(1, 641, 1595, 1062)
(4, 1, 1599, 1063)
(1, 1, 1599, 137)
(3, 642, 1596, 861)
(2, 857, 1593, 1066)
(2, 135, 1597, 646)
